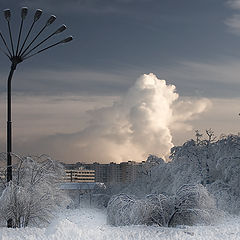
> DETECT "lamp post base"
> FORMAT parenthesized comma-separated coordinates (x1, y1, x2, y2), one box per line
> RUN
(7, 218, 13, 228)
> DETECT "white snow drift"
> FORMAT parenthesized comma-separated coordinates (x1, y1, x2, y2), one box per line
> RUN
(0, 208, 239, 240)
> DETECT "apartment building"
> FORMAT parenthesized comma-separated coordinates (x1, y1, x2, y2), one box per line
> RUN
(119, 161, 142, 183)
(64, 167, 95, 183)
(63, 160, 147, 184)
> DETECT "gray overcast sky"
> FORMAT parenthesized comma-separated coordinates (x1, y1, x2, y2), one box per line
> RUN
(0, 0, 240, 163)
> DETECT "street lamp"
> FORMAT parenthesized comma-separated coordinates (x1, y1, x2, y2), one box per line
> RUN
(0, 7, 73, 227)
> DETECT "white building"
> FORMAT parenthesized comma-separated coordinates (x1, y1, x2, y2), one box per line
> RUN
(64, 167, 95, 183)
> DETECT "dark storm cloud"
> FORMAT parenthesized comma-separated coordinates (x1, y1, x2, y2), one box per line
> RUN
(0, 0, 233, 89)
(2, 59, 240, 98)
(0, 69, 135, 96)
(21, 0, 154, 14)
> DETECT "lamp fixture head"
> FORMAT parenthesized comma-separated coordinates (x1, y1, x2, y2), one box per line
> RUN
(34, 9, 42, 22)
(3, 9, 11, 21)
(46, 15, 56, 26)
(21, 7, 28, 20)
(61, 36, 73, 43)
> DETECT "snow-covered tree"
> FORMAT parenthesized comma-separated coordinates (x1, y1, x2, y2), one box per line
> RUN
(119, 132, 240, 215)
(0, 154, 69, 227)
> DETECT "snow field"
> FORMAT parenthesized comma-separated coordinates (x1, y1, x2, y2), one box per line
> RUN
(0, 208, 240, 240)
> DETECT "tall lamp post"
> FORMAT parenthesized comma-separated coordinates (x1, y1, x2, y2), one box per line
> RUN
(0, 7, 73, 227)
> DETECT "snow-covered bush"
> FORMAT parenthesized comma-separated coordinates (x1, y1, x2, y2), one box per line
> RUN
(169, 184, 218, 226)
(107, 184, 219, 227)
(0, 154, 69, 227)
(107, 193, 160, 226)
(207, 180, 236, 214)
(107, 194, 134, 226)
(145, 193, 173, 226)
(121, 133, 240, 215)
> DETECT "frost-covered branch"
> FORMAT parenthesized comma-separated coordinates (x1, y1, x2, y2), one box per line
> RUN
(0, 154, 70, 227)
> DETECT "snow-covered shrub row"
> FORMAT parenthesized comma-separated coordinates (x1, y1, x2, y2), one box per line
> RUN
(122, 133, 240, 214)
(0, 154, 70, 227)
(107, 184, 220, 227)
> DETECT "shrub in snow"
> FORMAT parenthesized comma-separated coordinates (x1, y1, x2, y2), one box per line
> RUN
(107, 193, 157, 226)
(168, 184, 217, 226)
(0, 154, 69, 227)
(107, 184, 219, 227)
(207, 180, 239, 215)
(145, 193, 173, 226)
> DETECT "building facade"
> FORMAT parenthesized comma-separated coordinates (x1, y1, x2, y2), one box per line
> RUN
(64, 168, 95, 183)
(63, 160, 148, 184)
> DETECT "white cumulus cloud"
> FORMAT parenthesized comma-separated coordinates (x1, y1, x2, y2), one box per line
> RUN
(56, 73, 210, 162)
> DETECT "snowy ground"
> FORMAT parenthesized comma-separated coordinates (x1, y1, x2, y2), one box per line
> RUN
(0, 208, 240, 240)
